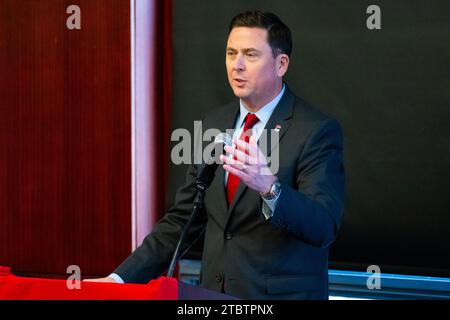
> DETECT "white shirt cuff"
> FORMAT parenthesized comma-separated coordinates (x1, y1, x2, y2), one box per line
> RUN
(108, 273, 125, 284)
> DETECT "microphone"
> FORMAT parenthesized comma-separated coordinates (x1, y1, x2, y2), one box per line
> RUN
(195, 132, 232, 191)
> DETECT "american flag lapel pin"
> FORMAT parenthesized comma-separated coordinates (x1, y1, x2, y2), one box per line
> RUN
(274, 124, 281, 132)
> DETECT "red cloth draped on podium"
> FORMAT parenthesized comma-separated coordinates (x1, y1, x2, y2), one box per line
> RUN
(0, 266, 177, 300)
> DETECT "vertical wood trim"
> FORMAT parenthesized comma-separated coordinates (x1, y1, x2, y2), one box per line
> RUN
(132, 0, 155, 249)
(130, 0, 137, 251)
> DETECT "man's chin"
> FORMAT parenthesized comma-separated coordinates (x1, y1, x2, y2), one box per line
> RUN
(231, 87, 249, 99)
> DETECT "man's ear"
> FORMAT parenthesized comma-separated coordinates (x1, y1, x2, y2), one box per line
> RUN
(276, 54, 289, 77)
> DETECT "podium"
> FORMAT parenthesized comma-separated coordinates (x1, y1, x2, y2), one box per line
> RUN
(0, 266, 235, 300)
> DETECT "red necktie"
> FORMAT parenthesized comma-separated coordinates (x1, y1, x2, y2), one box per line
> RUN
(226, 113, 259, 204)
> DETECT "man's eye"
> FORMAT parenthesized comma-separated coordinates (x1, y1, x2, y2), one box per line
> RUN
(227, 52, 236, 56)
(247, 53, 257, 58)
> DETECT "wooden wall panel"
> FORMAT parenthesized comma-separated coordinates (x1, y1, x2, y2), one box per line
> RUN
(0, 0, 132, 276)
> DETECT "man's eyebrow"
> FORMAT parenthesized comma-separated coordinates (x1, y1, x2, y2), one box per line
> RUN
(242, 48, 261, 54)
(226, 47, 261, 54)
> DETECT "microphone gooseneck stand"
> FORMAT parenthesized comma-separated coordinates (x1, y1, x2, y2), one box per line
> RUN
(167, 158, 218, 278)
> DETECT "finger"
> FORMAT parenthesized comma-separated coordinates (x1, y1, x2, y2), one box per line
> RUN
(236, 137, 260, 162)
(223, 164, 249, 180)
(224, 144, 253, 164)
(224, 144, 236, 156)
(234, 138, 251, 155)
(221, 154, 246, 170)
(248, 135, 259, 156)
(233, 146, 257, 165)
(248, 135, 269, 165)
(230, 138, 261, 165)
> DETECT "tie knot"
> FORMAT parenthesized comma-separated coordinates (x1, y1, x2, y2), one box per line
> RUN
(243, 113, 259, 131)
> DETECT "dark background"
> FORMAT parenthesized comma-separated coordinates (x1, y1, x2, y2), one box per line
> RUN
(170, 0, 450, 277)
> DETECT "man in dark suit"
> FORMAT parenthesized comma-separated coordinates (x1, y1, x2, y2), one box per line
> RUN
(88, 10, 345, 300)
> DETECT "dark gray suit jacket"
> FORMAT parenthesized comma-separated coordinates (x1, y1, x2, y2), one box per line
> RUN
(114, 86, 345, 300)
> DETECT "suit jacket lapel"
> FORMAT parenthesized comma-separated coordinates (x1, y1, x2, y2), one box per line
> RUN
(261, 87, 295, 159)
(227, 85, 295, 216)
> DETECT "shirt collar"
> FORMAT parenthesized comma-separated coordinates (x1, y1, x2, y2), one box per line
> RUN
(238, 84, 285, 128)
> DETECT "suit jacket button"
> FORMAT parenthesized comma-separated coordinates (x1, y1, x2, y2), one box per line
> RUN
(225, 232, 232, 240)
(215, 274, 223, 283)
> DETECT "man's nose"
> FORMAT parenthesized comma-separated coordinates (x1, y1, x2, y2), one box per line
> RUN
(233, 53, 245, 71)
